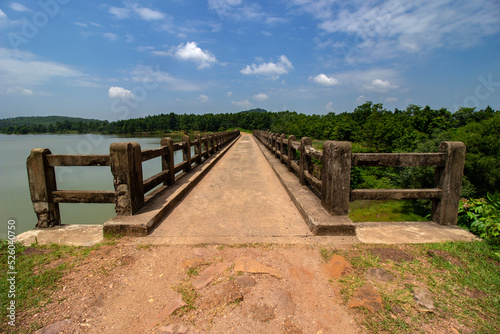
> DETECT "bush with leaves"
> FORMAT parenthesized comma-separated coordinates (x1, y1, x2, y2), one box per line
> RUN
(458, 193, 500, 243)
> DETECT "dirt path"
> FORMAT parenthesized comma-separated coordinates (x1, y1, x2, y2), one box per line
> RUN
(149, 134, 313, 241)
(25, 241, 361, 334)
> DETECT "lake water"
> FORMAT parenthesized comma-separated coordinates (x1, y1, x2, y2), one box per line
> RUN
(0, 134, 185, 239)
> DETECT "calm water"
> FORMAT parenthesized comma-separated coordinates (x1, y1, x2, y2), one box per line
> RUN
(0, 134, 184, 239)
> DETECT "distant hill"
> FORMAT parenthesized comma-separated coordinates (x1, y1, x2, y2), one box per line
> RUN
(0, 116, 100, 129)
(237, 108, 268, 114)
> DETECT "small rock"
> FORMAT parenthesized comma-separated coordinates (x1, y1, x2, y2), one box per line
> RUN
(323, 255, 352, 279)
(283, 318, 303, 334)
(365, 268, 394, 283)
(348, 284, 383, 313)
(413, 286, 435, 311)
(392, 305, 404, 314)
(147, 294, 187, 331)
(199, 281, 243, 309)
(369, 248, 415, 263)
(34, 319, 72, 334)
(192, 262, 230, 289)
(182, 258, 203, 271)
(234, 257, 282, 278)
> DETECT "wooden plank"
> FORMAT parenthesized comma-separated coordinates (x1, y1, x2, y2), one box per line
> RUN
(305, 148, 323, 160)
(304, 171, 322, 194)
(52, 190, 116, 203)
(350, 188, 442, 201)
(47, 154, 110, 166)
(143, 170, 169, 193)
(352, 153, 445, 167)
(173, 142, 183, 151)
(141, 147, 168, 162)
(174, 161, 187, 173)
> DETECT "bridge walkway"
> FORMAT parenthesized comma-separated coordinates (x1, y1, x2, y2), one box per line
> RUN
(147, 134, 321, 243)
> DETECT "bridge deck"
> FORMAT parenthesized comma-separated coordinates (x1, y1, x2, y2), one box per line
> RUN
(148, 134, 318, 242)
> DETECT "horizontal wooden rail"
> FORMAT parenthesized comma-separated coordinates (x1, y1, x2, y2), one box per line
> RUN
(352, 153, 445, 167)
(141, 147, 168, 162)
(52, 190, 116, 203)
(143, 170, 169, 193)
(350, 188, 442, 201)
(47, 154, 110, 166)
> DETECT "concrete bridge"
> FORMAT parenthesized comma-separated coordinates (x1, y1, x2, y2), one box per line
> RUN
(23, 130, 477, 245)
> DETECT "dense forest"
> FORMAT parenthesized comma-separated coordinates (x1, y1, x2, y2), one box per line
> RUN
(1, 103, 499, 197)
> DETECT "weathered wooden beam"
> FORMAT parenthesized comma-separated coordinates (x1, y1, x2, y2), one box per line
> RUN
(52, 190, 116, 203)
(47, 154, 110, 166)
(161, 138, 175, 186)
(143, 170, 169, 193)
(350, 188, 442, 201)
(321, 141, 351, 215)
(174, 161, 188, 173)
(304, 171, 322, 194)
(352, 153, 445, 167)
(141, 147, 168, 162)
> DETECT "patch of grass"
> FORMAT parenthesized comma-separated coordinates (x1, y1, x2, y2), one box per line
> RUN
(325, 241, 500, 333)
(136, 244, 154, 250)
(0, 241, 110, 332)
(349, 200, 427, 222)
(172, 281, 198, 314)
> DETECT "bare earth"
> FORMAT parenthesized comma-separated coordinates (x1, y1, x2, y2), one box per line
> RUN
(25, 242, 362, 334)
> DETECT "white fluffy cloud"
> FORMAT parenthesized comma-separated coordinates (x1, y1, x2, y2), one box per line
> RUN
(240, 55, 293, 79)
(325, 101, 335, 112)
(109, 4, 165, 21)
(253, 93, 268, 101)
(174, 42, 217, 69)
(198, 94, 209, 103)
(366, 79, 398, 93)
(311, 73, 339, 86)
(108, 86, 134, 99)
(232, 100, 253, 109)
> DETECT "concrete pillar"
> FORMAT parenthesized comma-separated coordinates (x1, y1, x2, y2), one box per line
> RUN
(161, 137, 175, 186)
(194, 134, 202, 164)
(182, 135, 192, 173)
(299, 137, 312, 186)
(432, 141, 466, 225)
(287, 135, 296, 172)
(110, 142, 144, 215)
(279, 134, 285, 163)
(27, 148, 61, 228)
(321, 141, 352, 215)
(204, 135, 210, 157)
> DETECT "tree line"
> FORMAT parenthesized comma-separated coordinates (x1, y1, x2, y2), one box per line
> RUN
(1, 104, 498, 196)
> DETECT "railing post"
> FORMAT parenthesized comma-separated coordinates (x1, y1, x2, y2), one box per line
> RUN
(27, 148, 61, 228)
(287, 135, 296, 172)
(210, 134, 215, 154)
(279, 134, 285, 163)
(161, 137, 175, 185)
(194, 134, 202, 164)
(182, 135, 191, 173)
(431, 141, 466, 225)
(110, 142, 144, 215)
(299, 137, 312, 185)
(321, 141, 352, 215)
(204, 134, 210, 157)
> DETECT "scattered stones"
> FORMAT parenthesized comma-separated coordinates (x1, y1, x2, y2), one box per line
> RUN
(34, 319, 72, 334)
(413, 286, 435, 311)
(323, 254, 352, 279)
(153, 324, 206, 334)
(369, 247, 415, 263)
(192, 262, 230, 289)
(348, 284, 383, 313)
(147, 294, 187, 331)
(182, 259, 204, 271)
(274, 289, 296, 317)
(365, 268, 395, 283)
(249, 304, 276, 322)
(427, 249, 462, 266)
(234, 257, 282, 278)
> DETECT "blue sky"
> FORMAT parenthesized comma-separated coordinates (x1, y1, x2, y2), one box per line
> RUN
(1, 0, 499, 121)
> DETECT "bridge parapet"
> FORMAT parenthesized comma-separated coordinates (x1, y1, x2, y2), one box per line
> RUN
(253, 130, 465, 225)
(27, 130, 240, 228)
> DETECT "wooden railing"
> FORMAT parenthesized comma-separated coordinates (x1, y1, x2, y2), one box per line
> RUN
(253, 130, 466, 225)
(27, 130, 240, 228)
